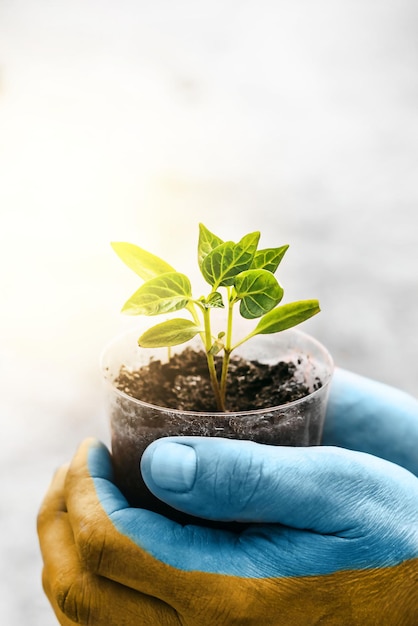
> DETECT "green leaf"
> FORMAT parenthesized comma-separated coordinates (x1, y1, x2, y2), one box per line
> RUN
(238, 230, 261, 253)
(111, 242, 175, 280)
(251, 245, 289, 273)
(198, 223, 224, 269)
(201, 231, 260, 287)
(251, 300, 321, 335)
(138, 319, 202, 347)
(121, 272, 192, 316)
(196, 292, 224, 308)
(205, 292, 225, 308)
(234, 269, 284, 319)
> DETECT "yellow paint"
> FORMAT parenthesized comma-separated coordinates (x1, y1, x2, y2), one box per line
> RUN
(65, 470, 418, 625)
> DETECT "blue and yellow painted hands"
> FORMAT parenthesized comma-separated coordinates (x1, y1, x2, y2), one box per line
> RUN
(38, 369, 418, 625)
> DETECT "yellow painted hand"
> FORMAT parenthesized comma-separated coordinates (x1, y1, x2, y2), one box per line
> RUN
(38, 437, 418, 625)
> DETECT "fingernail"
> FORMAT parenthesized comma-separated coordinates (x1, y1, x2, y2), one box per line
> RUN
(150, 442, 197, 492)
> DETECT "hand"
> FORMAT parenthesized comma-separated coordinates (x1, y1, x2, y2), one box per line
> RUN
(324, 368, 418, 475)
(38, 437, 418, 625)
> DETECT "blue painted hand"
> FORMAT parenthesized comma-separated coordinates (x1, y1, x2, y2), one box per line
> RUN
(38, 427, 418, 624)
(324, 368, 418, 475)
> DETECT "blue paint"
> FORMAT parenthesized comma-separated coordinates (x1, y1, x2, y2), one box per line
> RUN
(88, 440, 418, 578)
(324, 368, 418, 476)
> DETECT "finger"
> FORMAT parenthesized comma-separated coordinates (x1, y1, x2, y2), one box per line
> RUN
(37, 463, 69, 549)
(37, 465, 75, 626)
(324, 368, 418, 475)
(141, 436, 418, 535)
(65, 439, 199, 605)
(38, 442, 179, 625)
(42, 513, 177, 626)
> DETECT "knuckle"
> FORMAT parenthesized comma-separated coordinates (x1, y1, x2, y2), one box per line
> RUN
(54, 570, 94, 625)
(36, 507, 49, 535)
(76, 522, 106, 572)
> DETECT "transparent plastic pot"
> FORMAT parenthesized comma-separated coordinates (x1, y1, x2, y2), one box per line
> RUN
(102, 328, 334, 524)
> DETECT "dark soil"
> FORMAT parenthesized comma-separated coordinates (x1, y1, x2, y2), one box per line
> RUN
(114, 347, 318, 412)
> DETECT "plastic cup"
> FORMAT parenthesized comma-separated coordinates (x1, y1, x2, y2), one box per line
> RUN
(102, 328, 334, 523)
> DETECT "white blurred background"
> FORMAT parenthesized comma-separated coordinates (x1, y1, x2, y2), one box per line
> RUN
(1, 1, 417, 623)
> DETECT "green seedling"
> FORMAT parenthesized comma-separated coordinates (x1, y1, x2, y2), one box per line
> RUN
(112, 223, 320, 412)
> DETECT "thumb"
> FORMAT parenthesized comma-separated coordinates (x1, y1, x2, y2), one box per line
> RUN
(141, 437, 418, 534)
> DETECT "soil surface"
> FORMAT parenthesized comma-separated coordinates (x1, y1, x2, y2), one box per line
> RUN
(114, 348, 319, 412)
